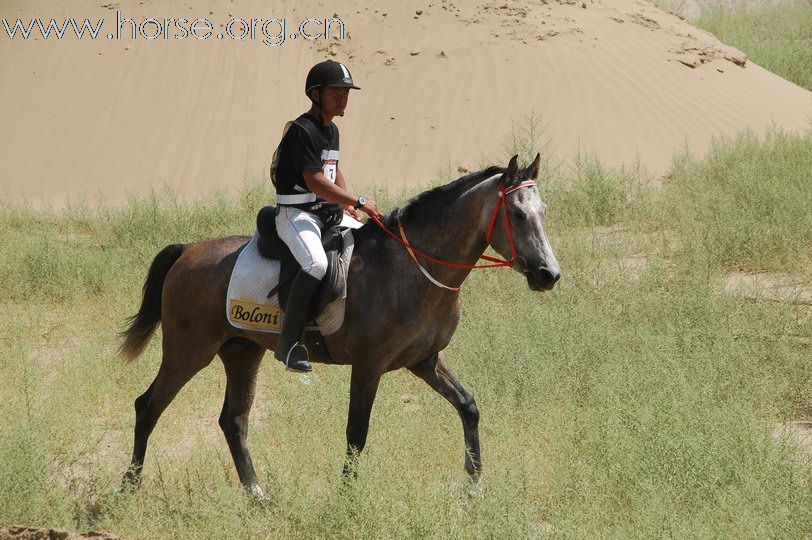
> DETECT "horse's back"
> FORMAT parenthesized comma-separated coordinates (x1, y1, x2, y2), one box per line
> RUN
(178, 235, 250, 268)
(167, 235, 249, 291)
(161, 236, 250, 329)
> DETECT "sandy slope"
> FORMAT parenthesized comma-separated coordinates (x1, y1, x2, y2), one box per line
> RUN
(0, 0, 810, 206)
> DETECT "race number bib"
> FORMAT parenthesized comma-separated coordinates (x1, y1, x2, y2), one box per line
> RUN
(321, 149, 339, 183)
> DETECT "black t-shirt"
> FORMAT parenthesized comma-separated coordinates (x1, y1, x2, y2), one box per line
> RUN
(270, 113, 340, 196)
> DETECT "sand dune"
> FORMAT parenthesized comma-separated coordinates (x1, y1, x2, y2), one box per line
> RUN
(0, 0, 810, 206)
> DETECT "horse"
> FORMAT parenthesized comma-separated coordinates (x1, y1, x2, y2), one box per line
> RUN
(119, 153, 561, 499)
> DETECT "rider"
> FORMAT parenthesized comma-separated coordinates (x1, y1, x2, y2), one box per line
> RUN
(270, 59, 381, 373)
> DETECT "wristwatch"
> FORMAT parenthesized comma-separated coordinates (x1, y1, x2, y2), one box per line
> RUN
(354, 196, 366, 210)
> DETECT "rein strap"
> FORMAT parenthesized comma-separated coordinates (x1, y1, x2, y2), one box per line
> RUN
(370, 177, 537, 291)
(397, 217, 461, 292)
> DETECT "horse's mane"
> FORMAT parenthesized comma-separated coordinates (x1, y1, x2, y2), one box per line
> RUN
(379, 165, 505, 228)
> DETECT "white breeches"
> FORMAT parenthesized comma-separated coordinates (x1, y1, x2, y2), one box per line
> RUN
(275, 205, 328, 280)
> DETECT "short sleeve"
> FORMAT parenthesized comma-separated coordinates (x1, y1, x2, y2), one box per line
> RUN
(287, 125, 323, 174)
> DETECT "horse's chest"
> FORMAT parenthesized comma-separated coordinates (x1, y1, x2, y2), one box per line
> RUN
(401, 299, 461, 348)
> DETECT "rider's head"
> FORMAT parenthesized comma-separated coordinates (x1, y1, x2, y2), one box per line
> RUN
(305, 60, 360, 119)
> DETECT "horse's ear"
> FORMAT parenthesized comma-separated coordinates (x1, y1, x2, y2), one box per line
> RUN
(506, 154, 519, 184)
(528, 152, 541, 180)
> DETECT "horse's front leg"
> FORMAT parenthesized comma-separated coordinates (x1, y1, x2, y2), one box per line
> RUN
(409, 351, 481, 480)
(342, 365, 382, 479)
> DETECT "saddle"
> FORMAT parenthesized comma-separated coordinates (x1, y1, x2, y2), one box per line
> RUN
(255, 205, 346, 320)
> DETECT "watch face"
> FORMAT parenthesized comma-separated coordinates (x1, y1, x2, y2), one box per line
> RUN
(358, 196, 366, 206)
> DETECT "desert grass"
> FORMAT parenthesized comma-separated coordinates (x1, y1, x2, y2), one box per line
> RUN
(697, 0, 812, 91)
(1, 124, 810, 538)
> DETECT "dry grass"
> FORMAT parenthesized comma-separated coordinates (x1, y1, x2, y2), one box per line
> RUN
(2, 127, 811, 538)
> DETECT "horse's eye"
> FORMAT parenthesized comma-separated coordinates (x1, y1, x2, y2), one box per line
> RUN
(512, 210, 528, 221)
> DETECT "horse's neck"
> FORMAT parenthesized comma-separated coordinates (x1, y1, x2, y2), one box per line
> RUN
(399, 177, 498, 290)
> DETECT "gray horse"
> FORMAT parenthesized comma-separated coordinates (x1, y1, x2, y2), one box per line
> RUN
(119, 153, 560, 499)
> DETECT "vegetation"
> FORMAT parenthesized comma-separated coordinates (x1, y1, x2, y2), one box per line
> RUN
(697, 0, 812, 91)
(1, 123, 810, 538)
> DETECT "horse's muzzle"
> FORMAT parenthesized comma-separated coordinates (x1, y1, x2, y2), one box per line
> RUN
(526, 264, 560, 291)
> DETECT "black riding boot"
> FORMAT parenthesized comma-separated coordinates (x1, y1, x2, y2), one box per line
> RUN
(274, 270, 322, 372)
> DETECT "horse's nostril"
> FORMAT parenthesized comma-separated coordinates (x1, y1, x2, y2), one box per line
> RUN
(538, 266, 561, 284)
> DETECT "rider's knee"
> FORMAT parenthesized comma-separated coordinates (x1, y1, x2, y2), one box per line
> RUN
(303, 253, 328, 280)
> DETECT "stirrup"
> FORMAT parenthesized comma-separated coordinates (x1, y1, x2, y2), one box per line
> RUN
(283, 341, 312, 373)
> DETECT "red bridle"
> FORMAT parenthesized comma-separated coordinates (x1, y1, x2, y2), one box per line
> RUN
(370, 177, 537, 291)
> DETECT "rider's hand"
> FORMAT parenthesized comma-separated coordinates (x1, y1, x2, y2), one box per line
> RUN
(360, 198, 382, 218)
(343, 205, 363, 220)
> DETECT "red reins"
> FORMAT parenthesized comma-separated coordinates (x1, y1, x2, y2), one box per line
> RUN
(369, 177, 537, 290)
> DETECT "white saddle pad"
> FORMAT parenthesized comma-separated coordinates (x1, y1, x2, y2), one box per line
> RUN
(226, 229, 355, 336)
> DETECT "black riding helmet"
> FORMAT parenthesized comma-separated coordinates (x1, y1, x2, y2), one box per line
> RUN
(305, 60, 360, 103)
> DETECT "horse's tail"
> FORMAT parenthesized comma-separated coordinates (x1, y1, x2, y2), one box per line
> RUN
(119, 243, 185, 363)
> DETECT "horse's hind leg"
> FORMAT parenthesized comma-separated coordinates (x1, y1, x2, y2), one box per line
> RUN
(217, 338, 266, 498)
(409, 351, 481, 480)
(123, 333, 219, 487)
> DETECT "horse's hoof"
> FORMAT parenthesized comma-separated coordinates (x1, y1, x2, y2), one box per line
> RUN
(247, 485, 273, 507)
(466, 477, 485, 500)
(116, 476, 140, 495)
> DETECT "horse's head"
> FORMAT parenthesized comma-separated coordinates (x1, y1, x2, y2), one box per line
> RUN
(487, 154, 561, 291)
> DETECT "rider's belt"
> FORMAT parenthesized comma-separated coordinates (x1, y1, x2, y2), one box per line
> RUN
(277, 193, 317, 205)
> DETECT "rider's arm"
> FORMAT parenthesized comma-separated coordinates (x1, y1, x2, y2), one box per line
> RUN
(303, 171, 359, 207)
(334, 167, 362, 218)
(303, 171, 382, 216)
(335, 166, 348, 192)
(288, 124, 355, 205)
